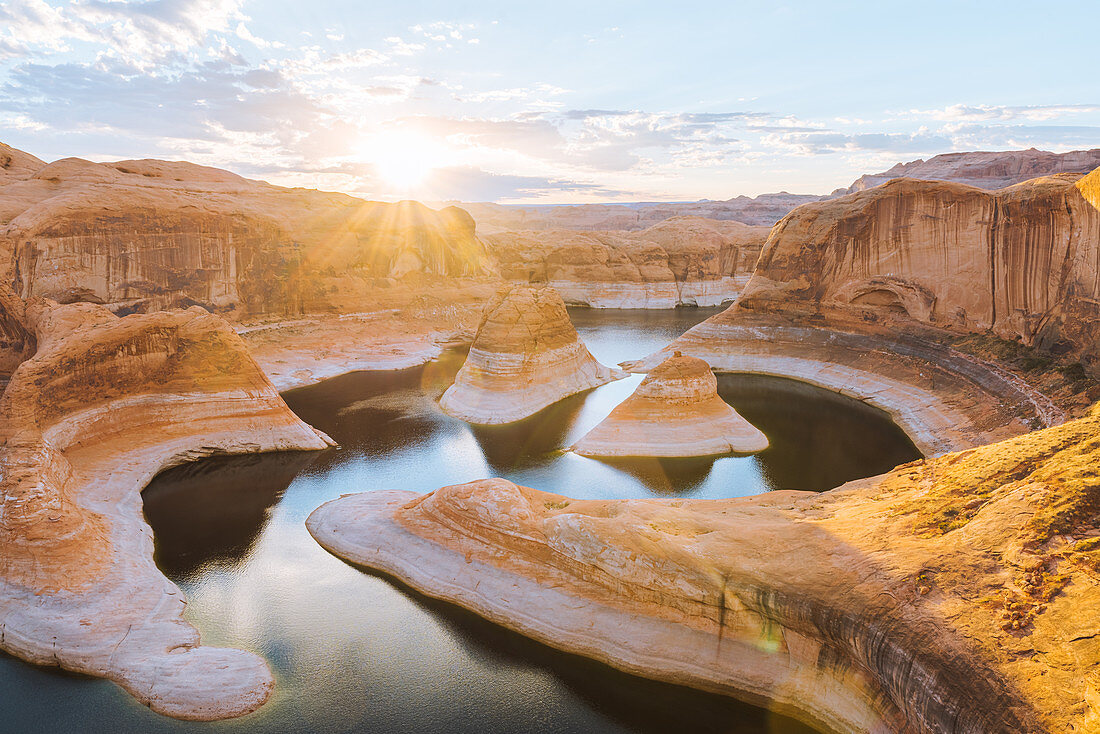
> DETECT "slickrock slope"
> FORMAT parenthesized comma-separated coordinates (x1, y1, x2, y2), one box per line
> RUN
(439, 285, 623, 424)
(840, 148, 1100, 194)
(486, 216, 769, 307)
(0, 143, 490, 316)
(0, 296, 332, 719)
(573, 352, 768, 457)
(309, 404, 1100, 734)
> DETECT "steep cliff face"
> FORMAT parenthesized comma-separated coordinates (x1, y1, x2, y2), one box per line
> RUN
(0, 145, 490, 316)
(486, 216, 769, 307)
(739, 173, 1100, 369)
(310, 402, 1100, 733)
(0, 296, 331, 719)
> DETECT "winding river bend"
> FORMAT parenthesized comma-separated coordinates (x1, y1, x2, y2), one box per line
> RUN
(1, 307, 919, 734)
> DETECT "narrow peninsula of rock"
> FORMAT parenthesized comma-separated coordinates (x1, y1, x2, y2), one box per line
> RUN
(573, 352, 767, 457)
(439, 285, 623, 424)
(0, 291, 332, 720)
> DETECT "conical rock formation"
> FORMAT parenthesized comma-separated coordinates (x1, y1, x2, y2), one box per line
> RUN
(573, 352, 767, 457)
(440, 285, 623, 424)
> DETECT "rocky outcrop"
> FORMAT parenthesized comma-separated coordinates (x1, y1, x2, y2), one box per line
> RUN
(573, 352, 768, 457)
(309, 402, 1100, 733)
(0, 297, 332, 720)
(439, 285, 623, 424)
(0, 143, 491, 316)
(485, 217, 769, 307)
(839, 148, 1100, 194)
(738, 172, 1100, 372)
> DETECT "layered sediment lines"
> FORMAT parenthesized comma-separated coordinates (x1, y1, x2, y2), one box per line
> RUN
(485, 217, 769, 307)
(311, 405, 1100, 733)
(573, 353, 768, 457)
(0, 296, 332, 719)
(440, 285, 622, 424)
(636, 313, 1061, 456)
(740, 172, 1100, 369)
(0, 143, 491, 316)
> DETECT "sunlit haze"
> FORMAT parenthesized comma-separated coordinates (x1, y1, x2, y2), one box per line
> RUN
(1, 0, 1099, 202)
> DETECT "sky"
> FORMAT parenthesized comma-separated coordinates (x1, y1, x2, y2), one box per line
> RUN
(1, 0, 1099, 204)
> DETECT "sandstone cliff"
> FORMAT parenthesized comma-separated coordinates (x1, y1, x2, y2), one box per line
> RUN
(309, 401, 1100, 733)
(0, 144, 491, 316)
(573, 352, 768, 457)
(737, 172, 1100, 372)
(0, 295, 331, 719)
(439, 285, 623, 423)
(485, 216, 769, 307)
(840, 148, 1100, 194)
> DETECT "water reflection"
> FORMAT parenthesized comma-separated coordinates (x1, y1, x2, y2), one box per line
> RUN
(144, 452, 318, 578)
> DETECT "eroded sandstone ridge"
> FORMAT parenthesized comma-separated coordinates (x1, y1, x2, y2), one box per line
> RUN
(486, 216, 769, 307)
(309, 403, 1100, 733)
(0, 143, 490, 315)
(439, 285, 623, 423)
(573, 352, 768, 457)
(0, 293, 331, 719)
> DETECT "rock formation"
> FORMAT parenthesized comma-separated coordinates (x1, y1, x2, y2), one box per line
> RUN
(439, 285, 623, 424)
(839, 148, 1100, 194)
(486, 216, 769, 307)
(309, 401, 1100, 733)
(0, 143, 491, 316)
(0, 295, 332, 719)
(736, 171, 1100, 373)
(573, 352, 768, 457)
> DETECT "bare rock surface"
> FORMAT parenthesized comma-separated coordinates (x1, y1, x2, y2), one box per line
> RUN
(485, 216, 769, 308)
(440, 285, 623, 424)
(0, 296, 332, 719)
(573, 352, 767, 457)
(740, 173, 1100, 368)
(0, 143, 490, 316)
(839, 148, 1100, 194)
(309, 402, 1100, 733)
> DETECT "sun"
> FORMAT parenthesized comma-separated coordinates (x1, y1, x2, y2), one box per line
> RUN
(358, 131, 443, 192)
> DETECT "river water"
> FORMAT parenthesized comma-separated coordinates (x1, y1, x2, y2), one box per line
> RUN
(1, 307, 919, 734)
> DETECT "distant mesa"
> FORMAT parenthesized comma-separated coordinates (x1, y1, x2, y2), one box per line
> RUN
(439, 284, 624, 424)
(573, 351, 768, 457)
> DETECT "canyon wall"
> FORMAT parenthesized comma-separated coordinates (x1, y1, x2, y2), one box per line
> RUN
(485, 216, 770, 307)
(737, 171, 1100, 370)
(0, 144, 491, 317)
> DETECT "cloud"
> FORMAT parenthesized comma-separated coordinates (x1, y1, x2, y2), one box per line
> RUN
(0, 0, 248, 66)
(762, 130, 952, 155)
(908, 103, 1100, 122)
(424, 166, 622, 201)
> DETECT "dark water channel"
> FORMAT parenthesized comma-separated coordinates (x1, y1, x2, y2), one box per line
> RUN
(1, 307, 919, 734)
